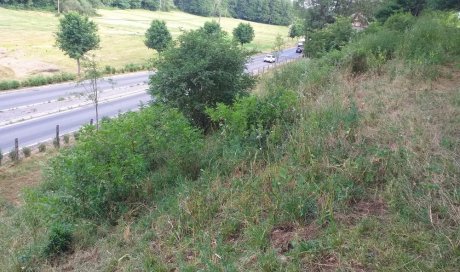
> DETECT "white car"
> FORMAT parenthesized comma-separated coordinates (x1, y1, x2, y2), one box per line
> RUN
(263, 54, 276, 63)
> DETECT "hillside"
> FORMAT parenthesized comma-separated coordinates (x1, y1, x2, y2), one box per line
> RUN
(0, 11, 459, 271)
(0, 8, 289, 80)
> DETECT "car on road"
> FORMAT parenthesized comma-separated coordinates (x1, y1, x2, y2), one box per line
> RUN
(296, 47, 303, 53)
(263, 54, 276, 63)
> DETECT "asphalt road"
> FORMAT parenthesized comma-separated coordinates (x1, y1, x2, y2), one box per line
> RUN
(0, 48, 302, 152)
(0, 72, 151, 111)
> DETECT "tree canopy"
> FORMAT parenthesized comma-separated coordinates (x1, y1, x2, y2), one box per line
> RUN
(232, 23, 255, 46)
(149, 23, 255, 130)
(55, 12, 100, 76)
(145, 20, 172, 53)
(173, 0, 294, 25)
(288, 22, 304, 39)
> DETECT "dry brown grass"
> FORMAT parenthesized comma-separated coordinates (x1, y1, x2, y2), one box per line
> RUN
(0, 147, 58, 205)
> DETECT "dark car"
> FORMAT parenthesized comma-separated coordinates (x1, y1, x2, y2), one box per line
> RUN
(296, 47, 303, 53)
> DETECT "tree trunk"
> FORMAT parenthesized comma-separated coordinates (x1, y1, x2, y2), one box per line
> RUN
(77, 58, 81, 77)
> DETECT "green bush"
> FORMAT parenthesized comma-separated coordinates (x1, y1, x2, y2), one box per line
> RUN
(384, 12, 415, 32)
(42, 105, 203, 221)
(44, 222, 73, 258)
(0, 80, 21, 91)
(73, 131, 80, 141)
(0, 148, 3, 165)
(304, 17, 355, 58)
(38, 143, 46, 152)
(22, 147, 31, 158)
(8, 150, 18, 161)
(397, 12, 460, 65)
(53, 138, 60, 148)
(63, 135, 70, 144)
(207, 87, 298, 148)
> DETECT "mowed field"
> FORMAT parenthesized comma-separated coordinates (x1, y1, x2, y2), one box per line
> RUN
(0, 8, 290, 80)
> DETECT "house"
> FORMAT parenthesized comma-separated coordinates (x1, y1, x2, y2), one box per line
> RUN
(351, 12, 369, 31)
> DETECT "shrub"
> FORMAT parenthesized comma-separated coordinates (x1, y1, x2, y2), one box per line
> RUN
(150, 25, 255, 130)
(347, 49, 368, 75)
(53, 138, 60, 148)
(0, 80, 21, 91)
(43, 105, 203, 222)
(207, 87, 299, 148)
(73, 131, 80, 140)
(38, 143, 46, 152)
(44, 222, 73, 258)
(384, 12, 415, 32)
(22, 147, 31, 158)
(63, 135, 70, 144)
(104, 65, 115, 74)
(397, 12, 460, 65)
(304, 17, 355, 58)
(0, 148, 3, 165)
(8, 150, 18, 161)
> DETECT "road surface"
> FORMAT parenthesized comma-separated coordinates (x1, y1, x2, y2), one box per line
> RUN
(0, 48, 302, 152)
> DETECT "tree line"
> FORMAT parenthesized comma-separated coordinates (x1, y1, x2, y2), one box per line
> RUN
(174, 0, 294, 25)
(0, 0, 174, 14)
(0, 0, 294, 26)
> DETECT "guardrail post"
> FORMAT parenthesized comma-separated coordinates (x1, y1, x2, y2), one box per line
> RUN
(56, 125, 60, 148)
(14, 138, 19, 161)
(90, 119, 94, 126)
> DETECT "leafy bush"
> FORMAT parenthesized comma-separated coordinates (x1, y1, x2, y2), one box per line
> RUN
(0, 148, 3, 165)
(304, 17, 354, 58)
(397, 12, 460, 65)
(384, 12, 415, 32)
(44, 222, 73, 258)
(22, 147, 31, 158)
(73, 132, 80, 141)
(38, 143, 46, 152)
(150, 24, 255, 130)
(104, 65, 116, 74)
(63, 135, 70, 144)
(0, 80, 20, 91)
(8, 150, 18, 161)
(53, 138, 60, 148)
(207, 87, 298, 148)
(42, 105, 203, 221)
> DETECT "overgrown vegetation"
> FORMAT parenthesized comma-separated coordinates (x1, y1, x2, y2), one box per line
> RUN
(0, 10, 459, 271)
(0, 73, 76, 91)
(149, 23, 255, 130)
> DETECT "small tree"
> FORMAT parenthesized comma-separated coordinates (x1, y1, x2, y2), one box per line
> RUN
(145, 20, 172, 54)
(81, 54, 104, 130)
(150, 24, 255, 130)
(289, 23, 304, 39)
(233, 23, 255, 46)
(55, 12, 100, 77)
(203, 21, 222, 35)
(274, 34, 284, 60)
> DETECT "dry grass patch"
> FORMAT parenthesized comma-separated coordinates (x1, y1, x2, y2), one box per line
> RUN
(0, 148, 57, 205)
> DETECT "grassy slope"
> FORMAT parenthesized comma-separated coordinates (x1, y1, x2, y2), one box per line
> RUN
(1, 59, 458, 271)
(0, 8, 289, 80)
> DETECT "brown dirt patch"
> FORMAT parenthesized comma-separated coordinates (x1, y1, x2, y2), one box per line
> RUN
(0, 48, 61, 79)
(310, 253, 340, 271)
(0, 149, 55, 205)
(270, 223, 319, 254)
(335, 198, 388, 225)
(56, 248, 100, 271)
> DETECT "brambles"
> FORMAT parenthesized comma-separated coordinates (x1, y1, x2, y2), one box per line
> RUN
(63, 135, 70, 144)
(44, 222, 73, 258)
(22, 147, 31, 158)
(38, 143, 46, 152)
